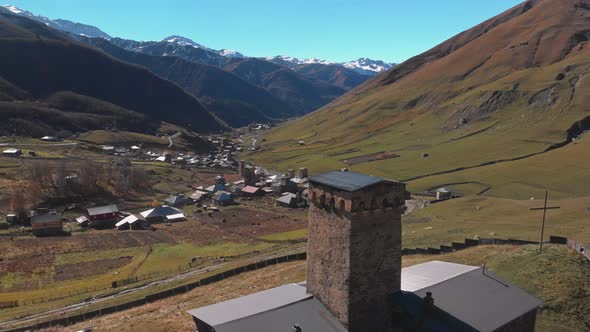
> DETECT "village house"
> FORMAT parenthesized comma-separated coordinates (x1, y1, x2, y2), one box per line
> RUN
(85, 204, 119, 229)
(275, 193, 306, 208)
(240, 186, 264, 198)
(164, 194, 190, 207)
(213, 191, 234, 206)
(31, 211, 63, 236)
(2, 148, 22, 157)
(140, 205, 185, 223)
(271, 175, 298, 194)
(115, 214, 149, 230)
(189, 170, 542, 332)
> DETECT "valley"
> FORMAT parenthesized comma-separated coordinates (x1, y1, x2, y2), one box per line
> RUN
(0, 0, 589, 331)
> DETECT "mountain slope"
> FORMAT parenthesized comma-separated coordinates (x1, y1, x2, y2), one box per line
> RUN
(250, 0, 590, 195)
(77, 36, 295, 127)
(223, 58, 346, 114)
(0, 12, 225, 133)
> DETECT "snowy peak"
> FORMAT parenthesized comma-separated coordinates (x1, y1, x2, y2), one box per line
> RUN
(1, 4, 112, 39)
(265, 55, 394, 75)
(342, 58, 395, 75)
(162, 35, 204, 48)
(161, 35, 244, 58)
(219, 49, 244, 58)
(265, 55, 334, 67)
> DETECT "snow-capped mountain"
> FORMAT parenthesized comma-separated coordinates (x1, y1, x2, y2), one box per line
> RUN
(1, 4, 111, 39)
(342, 58, 395, 75)
(161, 35, 244, 58)
(265, 55, 334, 68)
(266, 55, 395, 75)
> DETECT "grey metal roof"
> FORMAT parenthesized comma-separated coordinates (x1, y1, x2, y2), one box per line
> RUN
(276, 193, 297, 204)
(412, 265, 543, 332)
(214, 297, 346, 332)
(401, 261, 479, 292)
(31, 212, 62, 224)
(187, 283, 312, 327)
(140, 205, 182, 219)
(86, 205, 119, 216)
(310, 171, 395, 192)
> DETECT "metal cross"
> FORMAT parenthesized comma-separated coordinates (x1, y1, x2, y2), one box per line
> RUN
(530, 191, 560, 252)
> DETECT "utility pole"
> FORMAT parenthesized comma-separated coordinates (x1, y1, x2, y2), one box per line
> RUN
(530, 191, 560, 252)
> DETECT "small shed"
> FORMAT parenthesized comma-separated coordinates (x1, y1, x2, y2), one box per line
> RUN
(213, 191, 234, 206)
(31, 211, 63, 236)
(276, 193, 298, 208)
(2, 148, 22, 157)
(76, 215, 89, 227)
(435, 188, 453, 200)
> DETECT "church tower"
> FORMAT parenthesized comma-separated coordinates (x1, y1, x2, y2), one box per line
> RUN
(307, 170, 408, 331)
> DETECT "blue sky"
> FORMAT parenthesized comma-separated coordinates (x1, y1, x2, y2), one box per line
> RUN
(6, 0, 523, 63)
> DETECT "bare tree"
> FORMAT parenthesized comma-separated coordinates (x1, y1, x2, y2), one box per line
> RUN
(10, 189, 27, 223)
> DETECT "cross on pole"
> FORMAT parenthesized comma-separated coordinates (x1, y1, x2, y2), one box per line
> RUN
(530, 191, 560, 252)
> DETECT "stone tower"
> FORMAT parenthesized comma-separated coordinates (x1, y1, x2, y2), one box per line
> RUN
(307, 170, 408, 332)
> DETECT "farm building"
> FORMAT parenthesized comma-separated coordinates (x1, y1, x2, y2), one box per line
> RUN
(190, 190, 209, 203)
(189, 170, 542, 332)
(85, 205, 119, 229)
(271, 175, 298, 194)
(435, 187, 453, 200)
(241, 186, 264, 197)
(213, 191, 234, 206)
(115, 214, 149, 230)
(31, 211, 63, 236)
(2, 148, 22, 157)
(140, 205, 184, 223)
(275, 193, 300, 208)
(164, 194, 190, 207)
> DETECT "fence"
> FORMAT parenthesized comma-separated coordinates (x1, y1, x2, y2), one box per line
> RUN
(401, 235, 589, 260)
(4, 252, 307, 332)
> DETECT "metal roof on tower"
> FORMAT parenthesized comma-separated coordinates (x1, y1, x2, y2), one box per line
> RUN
(309, 171, 397, 192)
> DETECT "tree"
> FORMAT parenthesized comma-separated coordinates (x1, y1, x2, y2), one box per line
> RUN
(10, 189, 27, 223)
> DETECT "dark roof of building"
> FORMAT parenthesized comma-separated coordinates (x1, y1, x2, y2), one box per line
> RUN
(404, 261, 543, 332)
(31, 212, 63, 224)
(188, 261, 542, 332)
(86, 205, 119, 216)
(187, 284, 346, 332)
(140, 205, 183, 219)
(164, 195, 188, 205)
(310, 171, 397, 192)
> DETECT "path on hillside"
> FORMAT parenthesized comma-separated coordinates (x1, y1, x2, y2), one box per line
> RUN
(0, 247, 305, 330)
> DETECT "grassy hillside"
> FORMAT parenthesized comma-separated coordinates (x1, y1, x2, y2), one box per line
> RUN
(249, 0, 590, 198)
(58, 245, 590, 332)
(403, 195, 590, 248)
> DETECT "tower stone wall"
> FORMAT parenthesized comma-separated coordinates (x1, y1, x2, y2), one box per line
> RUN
(307, 180, 407, 331)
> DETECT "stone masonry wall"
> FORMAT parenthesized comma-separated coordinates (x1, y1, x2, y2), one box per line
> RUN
(307, 181, 406, 331)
